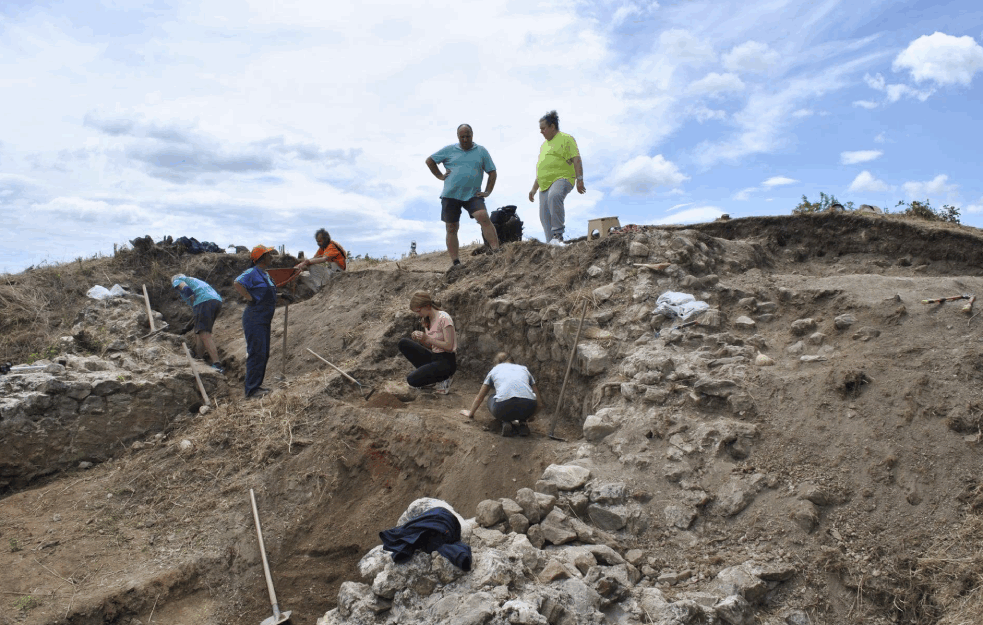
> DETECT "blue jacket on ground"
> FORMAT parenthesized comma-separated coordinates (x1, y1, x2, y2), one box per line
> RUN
(379, 507, 472, 571)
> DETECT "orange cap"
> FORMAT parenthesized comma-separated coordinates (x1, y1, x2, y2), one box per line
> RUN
(250, 245, 274, 261)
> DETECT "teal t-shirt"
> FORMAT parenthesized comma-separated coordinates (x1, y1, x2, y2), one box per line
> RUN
(430, 144, 496, 201)
(172, 276, 222, 307)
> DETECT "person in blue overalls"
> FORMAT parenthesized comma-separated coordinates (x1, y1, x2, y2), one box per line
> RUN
(234, 245, 289, 399)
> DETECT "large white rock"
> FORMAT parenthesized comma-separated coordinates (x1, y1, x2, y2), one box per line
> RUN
(541, 464, 591, 491)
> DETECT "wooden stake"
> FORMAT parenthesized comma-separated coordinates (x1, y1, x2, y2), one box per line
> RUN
(182, 342, 210, 407)
(142, 285, 156, 331)
(548, 299, 589, 440)
(281, 302, 289, 378)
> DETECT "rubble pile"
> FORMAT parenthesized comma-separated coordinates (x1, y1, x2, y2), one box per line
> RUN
(0, 295, 221, 489)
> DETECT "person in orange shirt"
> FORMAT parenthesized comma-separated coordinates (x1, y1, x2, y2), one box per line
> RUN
(296, 229, 347, 286)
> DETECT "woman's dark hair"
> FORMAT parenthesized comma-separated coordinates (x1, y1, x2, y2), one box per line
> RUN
(315, 228, 330, 247)
(539, 110, 559, 130)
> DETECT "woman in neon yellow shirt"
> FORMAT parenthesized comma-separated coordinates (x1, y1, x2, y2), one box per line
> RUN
(528, 110, 586, 245)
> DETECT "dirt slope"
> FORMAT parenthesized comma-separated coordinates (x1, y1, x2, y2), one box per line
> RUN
(1, 213, 982, 625)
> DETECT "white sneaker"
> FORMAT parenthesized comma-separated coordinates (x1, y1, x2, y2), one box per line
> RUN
(549, 237, 565, 247)
(434, 376, 453, 394)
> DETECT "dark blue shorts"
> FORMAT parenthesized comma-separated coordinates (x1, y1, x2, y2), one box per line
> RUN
(441, 196, 486, 224)
(194, 299, 222, 334)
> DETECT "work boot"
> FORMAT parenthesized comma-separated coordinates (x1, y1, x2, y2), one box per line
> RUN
(515, 421, 531, 437)
(501, 422, 516, 437)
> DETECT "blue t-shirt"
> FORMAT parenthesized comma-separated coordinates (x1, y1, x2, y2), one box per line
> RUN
(430, 144, 496, 201)
(483, 363, 537, 402)
(172, 277, 222, 307)
(235, 266, 276, 301)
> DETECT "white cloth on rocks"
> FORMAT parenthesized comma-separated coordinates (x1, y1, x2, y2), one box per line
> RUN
(653, 291, 709, 321)
(86, 284, 129, 300)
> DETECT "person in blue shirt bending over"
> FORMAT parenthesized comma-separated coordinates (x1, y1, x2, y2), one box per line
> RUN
(233, 245, 293, 399)
(425, 124, 501, 271)
(172, 274, 225, 374)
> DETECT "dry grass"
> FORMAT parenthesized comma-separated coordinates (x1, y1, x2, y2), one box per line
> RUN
(885, 515, 983, 624)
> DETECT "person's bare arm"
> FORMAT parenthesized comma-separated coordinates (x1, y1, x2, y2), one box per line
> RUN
(234, 282, 253, 303)
(528, 178, 539, 202)
(569, 155, 586, 194)
(461, 384, 492, 419)
(476, 170, 497, 198)
(426, 157, 448, 181)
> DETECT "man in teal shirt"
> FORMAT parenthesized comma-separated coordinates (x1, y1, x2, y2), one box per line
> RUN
(426, 124, 500, 269)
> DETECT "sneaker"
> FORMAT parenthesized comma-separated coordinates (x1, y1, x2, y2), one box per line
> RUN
(501, 422, 517, 437)
(515, 422, 531, 437)
(434, 376, 453, 395)
(447, 260, 463, 272)
(548, 237, 565, 247)
(245, 387, 270, 399)
(210, 363, 225, 374)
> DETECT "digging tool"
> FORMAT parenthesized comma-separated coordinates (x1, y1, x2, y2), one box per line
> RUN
(963, 296, 976, 314)
(306, 348, 376, 400)
(548, 299, 590, 442)
(0, 363, 48, 375)
(249, 489, 293, 625)
(142, 284, 156, 332)
(921, 294, 973, 305)
(281, 301, 289, 379)
(181, 341, 211, 407)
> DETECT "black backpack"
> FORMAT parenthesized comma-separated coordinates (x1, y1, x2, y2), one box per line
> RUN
(488, 205, 523, 244)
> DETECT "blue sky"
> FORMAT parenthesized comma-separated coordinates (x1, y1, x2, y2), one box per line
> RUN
(2, 0, 982, 273)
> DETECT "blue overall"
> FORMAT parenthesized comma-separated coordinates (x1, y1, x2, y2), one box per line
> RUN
(236, 266, 277, 397)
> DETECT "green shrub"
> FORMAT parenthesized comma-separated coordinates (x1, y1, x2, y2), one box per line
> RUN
(891, 199, 960, 224)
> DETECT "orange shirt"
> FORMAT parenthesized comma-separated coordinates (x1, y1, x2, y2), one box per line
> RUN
(314, 241, 346, 270)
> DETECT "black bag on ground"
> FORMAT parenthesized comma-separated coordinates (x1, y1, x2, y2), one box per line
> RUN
(488, 205, 523, 244)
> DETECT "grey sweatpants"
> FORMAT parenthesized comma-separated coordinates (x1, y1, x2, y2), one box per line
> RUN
(538, 178, 573, 241)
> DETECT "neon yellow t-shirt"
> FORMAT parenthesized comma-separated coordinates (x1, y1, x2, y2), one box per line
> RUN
(536, 132, 579, 191)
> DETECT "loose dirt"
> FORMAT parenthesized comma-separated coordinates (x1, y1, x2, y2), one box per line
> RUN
(1, 213, 982, 624)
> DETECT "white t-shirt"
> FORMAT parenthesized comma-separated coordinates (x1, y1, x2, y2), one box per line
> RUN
(483, 363, 537, 402)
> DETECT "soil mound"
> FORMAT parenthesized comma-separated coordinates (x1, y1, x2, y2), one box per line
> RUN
(1, 213, 982, 625)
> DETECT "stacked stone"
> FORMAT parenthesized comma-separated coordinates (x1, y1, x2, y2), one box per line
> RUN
(318, 464, 796, 625)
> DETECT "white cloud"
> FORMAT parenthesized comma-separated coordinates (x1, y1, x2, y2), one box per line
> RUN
(874, 132, 886, 143)
(733, 187, 757, 201)
(659, 29, 716, 63)
(902, 174, 957, 200)
(692, 106, 727, 122)
(651, 206, 724, 225)
(607, 155, 689, 196)
(893, 32, 983, 86)
(669, 202, 693, 212)
(722, 40, 780, 73)
(864, 72, 934, 102)
(848, 171, 892, 193)
(853, 100, 879, 109)
(762, 176, 797, 187)
(688, 72, 745, 95)
(791, 109, 814, 118)
(840, 150, 883, 165)
(967, 197, 983, 214)
(864, 73, 886, 90)
(32, 197, 154, 225)
(692, 48, 892, 167)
